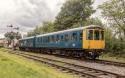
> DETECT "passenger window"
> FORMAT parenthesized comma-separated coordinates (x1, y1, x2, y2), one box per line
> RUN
(87, 30, 93, 40)
(51, 36, 55, 42)
(48, 37, 50, 43)
(71, 33, 77, 41)
(101, 31, 104, 40)
(41, 38, 42, 43)
(56, 35, 59, 42)
(49, 36, 52, 42)
(94, 30, 100, 40)
(37, 38, 39, 43)
(46, 37, 48, 43)
(53, 36, 56, 42)
(61, 35, 64, 41)
(64, 34, 68, 42)
(43, 37, 45, 43)
(38, 38, 40, 42)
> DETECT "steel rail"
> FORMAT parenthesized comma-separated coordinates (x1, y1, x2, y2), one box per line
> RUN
(8, 51, 125, 78)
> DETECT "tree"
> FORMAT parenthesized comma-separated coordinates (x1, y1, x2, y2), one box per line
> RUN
(54, 0, 95, 31)
(4, 31, 22, 46)
(40, 21, 55, 34)
(99, 0, 125, 39)
(99, 0, 125, 53)
(72, 17, 103, 28)
(4, 32, 21, 40)
(84, 17, 104, 26)
(27, 21, 55, 37)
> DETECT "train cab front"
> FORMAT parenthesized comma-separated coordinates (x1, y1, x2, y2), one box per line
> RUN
(83, 26, 105, 59)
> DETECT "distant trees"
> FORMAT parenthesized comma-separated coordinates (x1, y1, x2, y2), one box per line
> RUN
(4, 31, 22, 46)
(27, 21, 55, 37)
(4, 32, 21, 40)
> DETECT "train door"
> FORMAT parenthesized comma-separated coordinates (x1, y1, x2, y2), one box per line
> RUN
(83, 29, 94, 49)
(83, 29, 91, 49)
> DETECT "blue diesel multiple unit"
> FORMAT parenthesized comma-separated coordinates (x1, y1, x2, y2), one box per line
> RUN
(19, 25, 105, 59)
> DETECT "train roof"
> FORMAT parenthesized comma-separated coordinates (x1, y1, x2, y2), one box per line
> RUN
(36, 25, 103, 37)
(19, 36, 35, 40)
(20, 25, 103, 40)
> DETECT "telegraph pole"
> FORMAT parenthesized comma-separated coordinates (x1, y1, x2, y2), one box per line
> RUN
(6, 24, 13, 47)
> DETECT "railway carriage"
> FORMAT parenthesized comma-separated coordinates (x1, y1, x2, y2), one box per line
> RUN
(19, 25, 105, 59)
(19, 36, 35, 50)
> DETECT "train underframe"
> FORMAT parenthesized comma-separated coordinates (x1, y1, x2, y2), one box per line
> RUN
(19, 47, 103, 59)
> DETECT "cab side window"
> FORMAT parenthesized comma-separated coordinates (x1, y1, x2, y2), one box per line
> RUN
(80, 32, 83, 40)
(87, 30, 93, 40)
(101, 31, 104, 40)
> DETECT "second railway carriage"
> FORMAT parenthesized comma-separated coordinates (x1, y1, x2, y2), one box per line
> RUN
(19, 25, 105, 59)
(19, 36, 35, 50)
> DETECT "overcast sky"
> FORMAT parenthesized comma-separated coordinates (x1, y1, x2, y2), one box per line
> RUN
(0, 0, 108, 38)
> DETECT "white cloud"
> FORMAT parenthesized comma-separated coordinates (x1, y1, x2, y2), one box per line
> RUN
(0, 0, 61, 38)
(0, 0, 107, 38)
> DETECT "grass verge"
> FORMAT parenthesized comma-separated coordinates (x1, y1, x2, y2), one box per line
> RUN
(100, 53, 125, 63)
(0, 48, 78, 78)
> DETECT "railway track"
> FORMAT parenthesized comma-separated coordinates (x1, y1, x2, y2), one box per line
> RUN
(18, 50, 125, 68)
(8, 50, 125, 78)
(54, 54, 125, 67)
(56, 55, 125, 67)
(93, 59, 125, 67)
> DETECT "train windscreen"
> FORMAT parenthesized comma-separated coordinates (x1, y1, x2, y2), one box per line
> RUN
(87, 30, 93, 40)
(94, 30, 100, 40)
(87, 29, 104, 40)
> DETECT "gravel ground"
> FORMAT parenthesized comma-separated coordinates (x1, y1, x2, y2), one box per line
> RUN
(33, 53, 125, 76)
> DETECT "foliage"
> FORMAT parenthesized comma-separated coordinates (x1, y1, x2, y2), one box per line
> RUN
(84, 17, 104, 26)
(99, 0, 125, 39)
(4, 32, 22, 40)
(99, 0, 125, 53)
(54, 0, 95, 31)
(40, 21, 55, 34)
(27, 21, 55, 37)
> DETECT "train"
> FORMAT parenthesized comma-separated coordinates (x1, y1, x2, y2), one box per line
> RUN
(19, 25, 105, 59)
